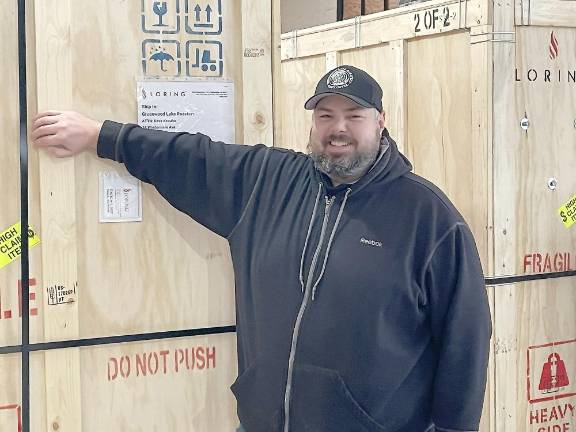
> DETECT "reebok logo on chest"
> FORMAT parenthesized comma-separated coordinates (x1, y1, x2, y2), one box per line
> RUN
(360, 237, 382, 248)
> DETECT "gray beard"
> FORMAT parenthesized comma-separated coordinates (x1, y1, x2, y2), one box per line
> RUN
(308, 137, 381, 184)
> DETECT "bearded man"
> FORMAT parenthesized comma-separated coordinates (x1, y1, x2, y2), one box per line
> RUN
(32, 65, 491, 432)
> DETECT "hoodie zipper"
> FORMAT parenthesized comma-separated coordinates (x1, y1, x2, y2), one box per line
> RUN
(283, 195, 335, 432)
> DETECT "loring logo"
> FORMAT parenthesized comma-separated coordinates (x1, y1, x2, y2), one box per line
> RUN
(549, 31, 559, 60)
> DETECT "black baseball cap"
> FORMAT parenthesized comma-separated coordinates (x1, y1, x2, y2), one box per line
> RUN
(304, 65, 383, 112)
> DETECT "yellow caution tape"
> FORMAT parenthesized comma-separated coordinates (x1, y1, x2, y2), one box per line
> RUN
(558, 193, 576, 228)
(0, 222, 41, 270)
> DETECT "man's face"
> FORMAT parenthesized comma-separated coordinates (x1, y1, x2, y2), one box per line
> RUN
(308, 94, 385, 186)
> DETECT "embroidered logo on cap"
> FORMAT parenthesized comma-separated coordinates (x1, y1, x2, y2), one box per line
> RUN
(327, 68, 354, 89)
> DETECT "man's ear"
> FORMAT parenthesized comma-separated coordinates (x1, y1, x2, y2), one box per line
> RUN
(378, 110, 386, 129)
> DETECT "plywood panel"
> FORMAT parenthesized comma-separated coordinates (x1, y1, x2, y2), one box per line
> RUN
(524, 0, 576, 27)
(493, 278, 576, 431)
(341, 41, 406, 151)
(493, 27, 576, 277)
(279, 55, 326, 153)
(0, 353, 47, 431)
(0, 334, 237, 431)
(242, 0, 274, 146)
(470, 25, 494, 277)
(80, 333, 238, 431)
(273, 0, 284, 148)
(480, 285, 496, 432)
(0, 0, 44, 349)
(0, 0, 277, 429)
(406, 31, 489, 270)
(35, 0, 83, 428)
(48, 0, 244, 339)
(0, 0, 22, 349)
(281, 0, 489, 60)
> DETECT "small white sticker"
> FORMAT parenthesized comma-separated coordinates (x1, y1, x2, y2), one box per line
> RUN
(99, 172, 142, 223)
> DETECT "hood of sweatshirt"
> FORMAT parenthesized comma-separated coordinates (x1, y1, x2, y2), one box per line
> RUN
(300, 129, 413, 302)
(314, 129, 413, 197)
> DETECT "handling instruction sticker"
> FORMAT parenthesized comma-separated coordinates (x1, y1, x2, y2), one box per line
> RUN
(0, 222, 40, 270)
(559, 193, 576, 228)
(99, 171, 143, 223)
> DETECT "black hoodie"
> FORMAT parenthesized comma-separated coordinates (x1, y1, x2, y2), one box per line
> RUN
(98, 122, 491, 432)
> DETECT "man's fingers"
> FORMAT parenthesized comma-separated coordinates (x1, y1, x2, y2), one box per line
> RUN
(33, 113, 61, 129)
(34, 134, 61, 148)
(31, 124, 59, 142)
(35, 110, 62, 120)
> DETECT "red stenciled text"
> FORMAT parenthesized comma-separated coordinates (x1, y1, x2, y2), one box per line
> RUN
(529, 403, 574, 432)
(523, 252, 573, 273)
(0, 278, 38, 320)
(108, 346, 216, 381)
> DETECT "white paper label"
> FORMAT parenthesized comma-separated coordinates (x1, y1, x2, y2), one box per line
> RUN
(99, 172, 142, 223)
(137, 80, 235, 143)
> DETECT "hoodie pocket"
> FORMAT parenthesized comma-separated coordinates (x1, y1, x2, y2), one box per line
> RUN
(290, 365, 389, 432)
(230, 358, 284, 432)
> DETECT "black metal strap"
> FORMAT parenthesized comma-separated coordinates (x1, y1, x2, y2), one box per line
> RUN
(485, 270, 576, 285)
(17, 0, 30, 431)
(0, 325, 237, 355)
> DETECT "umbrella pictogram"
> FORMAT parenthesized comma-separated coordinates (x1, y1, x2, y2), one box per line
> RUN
(150, 48, 175, 72)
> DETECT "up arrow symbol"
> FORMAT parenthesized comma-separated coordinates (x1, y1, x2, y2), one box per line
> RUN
(194, 4, 201, 21)
(206, 4, 212, 22)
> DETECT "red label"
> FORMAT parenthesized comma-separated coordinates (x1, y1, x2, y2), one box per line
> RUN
(0, 279, 38, 320)
(523, 253, 574, 274)
(107, 346, 217, 381)
(528, 339, 576, 404)
(0, 404, 22, 432)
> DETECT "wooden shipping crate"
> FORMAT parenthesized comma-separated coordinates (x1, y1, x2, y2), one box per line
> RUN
(1, 0, 279, 430)
(278, 0, 576, 430)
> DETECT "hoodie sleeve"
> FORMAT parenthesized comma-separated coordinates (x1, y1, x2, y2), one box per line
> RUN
(423, 222, 492, 431)
(97, 120, 269, 238)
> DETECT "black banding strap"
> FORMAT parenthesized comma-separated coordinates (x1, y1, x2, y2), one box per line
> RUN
(17, 0, 30, 431)
(485, 270, 576, 285)
(0, 326, 237, 355)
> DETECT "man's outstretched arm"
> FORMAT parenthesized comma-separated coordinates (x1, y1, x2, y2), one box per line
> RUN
(31, 111, 270, 238)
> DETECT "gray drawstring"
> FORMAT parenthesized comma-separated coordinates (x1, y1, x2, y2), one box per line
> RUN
(299, 183, 323, 292)
(311, 187, 352, 301)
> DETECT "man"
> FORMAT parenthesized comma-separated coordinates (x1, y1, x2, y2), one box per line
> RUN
(32, 65, 491, 432)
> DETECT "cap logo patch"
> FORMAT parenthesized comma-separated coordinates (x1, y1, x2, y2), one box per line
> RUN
(327, 68, 354, 89)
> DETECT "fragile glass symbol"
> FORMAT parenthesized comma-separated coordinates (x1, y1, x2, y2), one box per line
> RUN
(153, 1, 168, 26)
(193, 48, 218, 72)
(150, 48, 175, 71)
